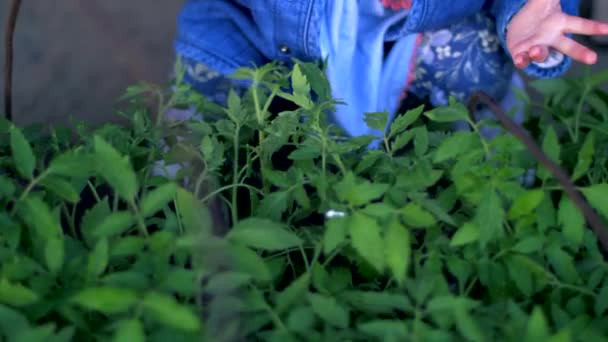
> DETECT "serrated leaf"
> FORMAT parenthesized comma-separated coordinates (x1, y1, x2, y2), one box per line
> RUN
(364, 112, 389, 132)
(87, 238, 109, 279)
(40, 177, 80, 204)
(335, 172, 389, 206)
(385, 220, 410, 285)
(92, 212, 134, 240)
(140, 182, 178, 218)
(205, 272, 251, 295)
(424, 103, 469, 122)
(546, 246, 579, 284)
(142, 292, 201, 332)
(391, 129, 416, 152)
(276, 274, 310, 314)
(10, 126, 36, 179)
(508, 190, 545, 220)
(257, 191, 289, 221)
(113, 319, 144, 342)
(71, 288, 138, 314)
(44, 237, 64, 274)
(389, 105, 424, 137)
(0, 278, 39, 307)
(229, 245, 272, 283)
(450, 222, 480, 247)
(349, 212, 384, 272)
(357, 320, 408, 339)
(524, 307, 550, 342)
(414, 126, 429, 156)
(433, 132, 478, 163)
(307, 293, 349, 328)
(476, 188, 504, 246)
(289, 64, 313, 109)
(558, 196, 585, 247)
(20, 196, 62, 240)
(594, 286, 608, 315)
(401, 203, 436, 228)
(323, 217, 347, 255)
(93, 136, 138, 201)
(572, 132, 595, 181)
(581, 184, 608, 219)
(512, 236, 544, 254)
(228, 217, 302, 251)
(539, 127, 560, 181)
(48, 150, 93, 178)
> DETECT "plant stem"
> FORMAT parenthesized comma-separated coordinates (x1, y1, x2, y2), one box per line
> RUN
(11, 169, 50, 216)
(129, 200, 149, 238)
(574, 85, 591, 143)
(231, 125, 241, 224)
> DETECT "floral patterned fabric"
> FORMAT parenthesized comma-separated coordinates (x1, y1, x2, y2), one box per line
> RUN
(177, 11, 513, 114)
(408, 12, 514, 107)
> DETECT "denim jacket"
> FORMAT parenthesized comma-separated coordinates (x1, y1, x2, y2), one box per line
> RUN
(175, 0, 579, 137)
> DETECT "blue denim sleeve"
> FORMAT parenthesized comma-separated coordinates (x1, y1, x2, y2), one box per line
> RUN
(404, 0, 486, 32)
(491, 0, 580, 78)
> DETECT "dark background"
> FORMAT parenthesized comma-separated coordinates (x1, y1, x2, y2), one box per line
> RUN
(0, 0, 606, 127)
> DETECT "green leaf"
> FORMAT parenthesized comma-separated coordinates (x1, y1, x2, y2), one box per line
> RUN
(401, 203, 437, 228)
(524, 307, 550, 342)
(257, 191, 289, 221)
(506, 256, 534, 296)
(349, 212, 385, 272)
(0, 278, 39, 307)
(0, 175, 16, 198)
(424, 103, 469, 122)
(87, 238, 109, 279)
(539, 127, 560, 181)
(546, 246, 579, 284)
(286, 306, 315, 334)
(391, 129, 416, 152)
(10, 125, 36, 179)
(110, 236, 145, 257)
(594, 286, 608, 315)
(45, 237, 64, 274)
(364, 112, 389, 132)
(476, 188, 504, 246)
(140, 183, 178, 218)
(228, 245, 273, 283)
(335, 172, 389, 206)
(384, 220, 410, 285)
(20, 196, 62, 240)
(71, 288, 138, 314)
(341, 291, 412, 314)
(48, 150, 93, 178)
(508, 190, 545, 220)
(558, 196, 585, 248)
(414, 126, 429, 156)
(40, 177, 80, 204)
(142, 292, 201, 332)
(289, 64, 313, 109)
(205, 272, 251, 294)
(433, 132, 478, 163)
(0, 304, 30, 340)
(512, 236, 544, 254)
(228, 217, 302, 251)
(323, 217, 347, 256)
(357, 320, 408, 339)
(581, 184, 608, 219)
(450, 222, 480, 247)
(307, 293, 349, 328)
(389, 105, 424, 137)
(572, 132, 595, 181)
(113, 319, 144, 342)
(93, 136, 138, 201)
(276, 273, 310, 314)
(92, 211, 135, 240)
(454, 307, 484, 342)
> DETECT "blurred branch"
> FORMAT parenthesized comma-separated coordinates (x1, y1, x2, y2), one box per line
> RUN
(4, 0, 22, 121)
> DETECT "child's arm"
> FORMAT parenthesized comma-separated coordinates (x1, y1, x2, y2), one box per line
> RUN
(492, 0, 608, 77)
(505, 0, 608, 69)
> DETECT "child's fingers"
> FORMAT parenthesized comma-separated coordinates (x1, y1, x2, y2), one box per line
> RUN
(553, 37, 597, 64)
(514, 52, 531, 69)
(529, 45, 549, 63)
(562, 15, 608, 36)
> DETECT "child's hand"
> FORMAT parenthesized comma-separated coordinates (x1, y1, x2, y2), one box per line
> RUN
(506, 0, 608, 69)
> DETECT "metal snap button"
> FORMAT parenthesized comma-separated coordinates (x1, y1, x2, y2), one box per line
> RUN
(279, 44, 290, 54)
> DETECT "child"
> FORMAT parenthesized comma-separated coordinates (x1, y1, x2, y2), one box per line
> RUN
(170, 0, 608, 137)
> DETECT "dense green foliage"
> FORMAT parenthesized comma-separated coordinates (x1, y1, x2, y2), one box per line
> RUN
(1, 62, 608, 341)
